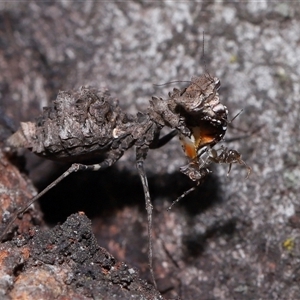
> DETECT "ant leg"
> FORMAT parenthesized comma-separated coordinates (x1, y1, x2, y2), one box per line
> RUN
(136, 147, 157, 289)
(167, 184, 199, 211)
(0, 150, 123, 241)
(150, 129, 177, 149)
(168, 166, 211, 210)
(226, 163, 232, 177)
(238, 159, 252, 178)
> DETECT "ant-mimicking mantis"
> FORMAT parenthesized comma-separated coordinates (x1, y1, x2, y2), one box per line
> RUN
(1, 73, 251, 288)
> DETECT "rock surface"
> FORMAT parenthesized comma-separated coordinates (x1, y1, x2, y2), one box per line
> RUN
(0, 212, 161, 299)
(0, 2, 299, 299)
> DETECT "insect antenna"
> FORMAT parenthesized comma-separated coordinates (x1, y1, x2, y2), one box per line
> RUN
(201, 31, 212, 79)
(225, 124, 264, 143)
(154, 79, 209, 95)
(153, 80, 192, 87)
(228, 109, 244, 123)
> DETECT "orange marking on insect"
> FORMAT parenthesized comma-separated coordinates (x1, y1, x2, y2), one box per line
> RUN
(183, 143, 197, 159)
(197, 135, 215, 148)
(191, 126, 215, 149)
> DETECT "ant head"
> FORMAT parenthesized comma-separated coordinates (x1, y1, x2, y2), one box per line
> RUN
(180, 161, 211, 182)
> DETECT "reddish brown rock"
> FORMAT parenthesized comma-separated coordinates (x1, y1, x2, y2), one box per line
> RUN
(0, 213, 162, 299)
(0, 148, 43, 239)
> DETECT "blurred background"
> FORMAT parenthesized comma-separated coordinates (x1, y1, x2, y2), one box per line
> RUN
(0, 2, 299, 299)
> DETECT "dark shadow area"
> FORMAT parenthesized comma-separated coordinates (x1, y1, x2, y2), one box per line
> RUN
(34, 160, 224, 225)
(37, 163, 145, 225)
(32, 159, 226, 286)
(171, 170, 223, 217)
(182, 218, 238, 259)
(150, 166, 223, 217)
